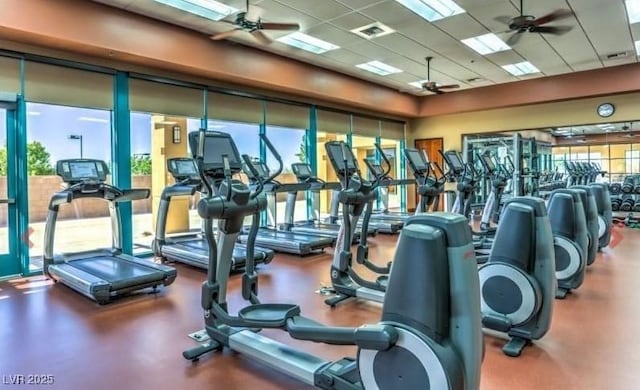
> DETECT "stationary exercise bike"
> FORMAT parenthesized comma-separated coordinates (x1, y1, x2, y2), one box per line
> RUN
(183, 130, 484, 389)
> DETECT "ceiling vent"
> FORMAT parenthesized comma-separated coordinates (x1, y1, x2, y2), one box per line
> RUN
(350, 22, 395, 40)
(604, 51, 631, 60)
(465, 77, 485, 83)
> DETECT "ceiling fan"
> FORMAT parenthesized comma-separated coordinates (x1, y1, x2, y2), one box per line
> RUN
(211, 0, 300, 45)
(421, 57, 460, 94)
(495, 0, 574, 46)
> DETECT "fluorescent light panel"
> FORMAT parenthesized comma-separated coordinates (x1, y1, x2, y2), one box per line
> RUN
(502, 61, 540, 76)
(394, 0, 465, 22)
(634, 39, 640, 55)
(277, 32, 339, 54)
(461, 33, 510, 55)
(626, 0, 640, 24)
(356, 61, 403, 76)
(153, 0, 237, 21)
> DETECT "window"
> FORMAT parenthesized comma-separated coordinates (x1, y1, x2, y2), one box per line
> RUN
(23, 62, 114, 271)
(626, 150, 640, 174)
(26, 103, 113, 268)
(129, 79, 204, 254)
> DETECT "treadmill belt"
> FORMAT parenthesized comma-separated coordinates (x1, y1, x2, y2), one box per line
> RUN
(178, 239, 273, 262)
(72, 257, 166, 290)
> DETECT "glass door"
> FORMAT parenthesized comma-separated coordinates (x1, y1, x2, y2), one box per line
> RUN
(0, 100, 20, 277)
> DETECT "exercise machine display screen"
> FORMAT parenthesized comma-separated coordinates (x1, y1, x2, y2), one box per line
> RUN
(481, 154, 496, 172)
(174, 159, 197, 175)
(292, 163, 312, 177)
(446, 152, 464, 171)
(326, 143, 356, 172)
(406, 149, 428, 171)
(70, 162, 99, 179)
(203, 136, 240, 166)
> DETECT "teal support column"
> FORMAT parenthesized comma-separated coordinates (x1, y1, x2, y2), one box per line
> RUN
(113, 71, 133, 254)
(307, 106, 318, 220)
(374, 135, 382, 209)
(201, 88, 208, 129)
(400, 137, 407, 212)
(346, 114, 353, 147)
(14, 96, 30, 274)
(259, 101, 267, 226)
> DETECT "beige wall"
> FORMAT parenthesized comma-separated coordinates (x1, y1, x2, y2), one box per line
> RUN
(410, 92, 640, 151)
(0, 176, 151, 226)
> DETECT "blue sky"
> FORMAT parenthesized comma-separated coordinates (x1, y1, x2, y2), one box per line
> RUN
(0, 103, 306, 170)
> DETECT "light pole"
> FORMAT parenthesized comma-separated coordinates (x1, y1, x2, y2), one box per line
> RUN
(68, 134, 83, 158)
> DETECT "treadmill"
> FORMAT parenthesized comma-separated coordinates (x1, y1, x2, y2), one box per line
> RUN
(43, 159, 177, 305)
(238, 158, 335, 255)
(363, 159, 413, 222)
(281, 162, 377, 241)
(152, 157, 274, 271)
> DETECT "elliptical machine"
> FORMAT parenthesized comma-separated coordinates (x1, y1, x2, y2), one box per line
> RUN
(570, 185, 599, 266)
(478, 197, 556, 357)
(404, 148, 446, 213)
(183, 130, 484, 390)
(323, 141, 392, 306)
(589, 183, 612, 250)
(547, 189, 588, 299)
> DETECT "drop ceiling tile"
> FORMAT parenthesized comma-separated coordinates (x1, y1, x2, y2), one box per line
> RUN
(358, 1, 418, 29)
(249, 0, 322, 30)
(322, 48, 369, 65)
(328, 11, 376, 31)
(436, 13, 487, 40)
(334, 0, 387, 11)
(272, 0, 352, 21)
(570, 0, 634, 58)
(345, 40, 392, 60)
(305, 23, 362, 47)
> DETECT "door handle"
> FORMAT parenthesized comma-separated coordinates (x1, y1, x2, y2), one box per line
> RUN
(0, 198, 15, 204)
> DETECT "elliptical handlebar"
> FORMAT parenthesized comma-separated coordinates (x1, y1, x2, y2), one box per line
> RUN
(259, 133, 284, 184)
(241, 154, 263, 199)
(374, 142, 392, 180)
(194, 129, 214, 198)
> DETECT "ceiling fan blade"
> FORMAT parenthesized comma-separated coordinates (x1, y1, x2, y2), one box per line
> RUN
(494, 15, 513, 25)
(437, 84, 460, 89)
(532, 9, 573, 25)
(211, 28, 242, 40)
(505, 31, 523, 46)
(260, 22, 300, 31)
(251, 29, 273, 45)
(532, 25, 573, 35)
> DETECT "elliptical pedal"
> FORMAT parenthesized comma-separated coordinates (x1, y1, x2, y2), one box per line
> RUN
(502, 337, 531, 358)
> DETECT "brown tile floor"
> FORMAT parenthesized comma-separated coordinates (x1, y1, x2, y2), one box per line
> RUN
(1, 226, 639, 389)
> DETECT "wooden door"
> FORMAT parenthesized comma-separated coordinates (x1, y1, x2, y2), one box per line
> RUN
(414, 138, 444, 168)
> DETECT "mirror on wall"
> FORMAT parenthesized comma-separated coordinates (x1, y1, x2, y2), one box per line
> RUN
(462, 120, 640, 185)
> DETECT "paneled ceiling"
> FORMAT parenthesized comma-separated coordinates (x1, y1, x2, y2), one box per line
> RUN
(92, 0, 639, 95)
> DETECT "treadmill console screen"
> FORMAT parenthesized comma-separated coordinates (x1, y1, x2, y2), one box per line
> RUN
(325, 142, 357, 174)
(405, 149, 428, 172)
(56, 159, 108, 183)
(292, 163, 312, 178)
(70, 162, 98, 178)
(168, 158, 198, 179)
